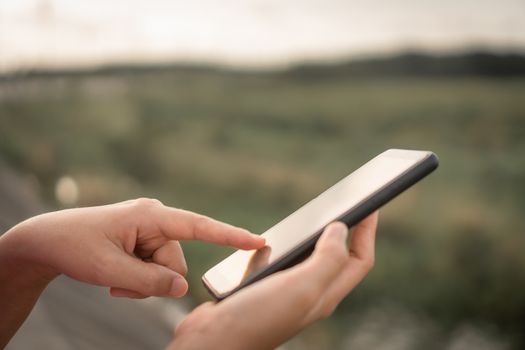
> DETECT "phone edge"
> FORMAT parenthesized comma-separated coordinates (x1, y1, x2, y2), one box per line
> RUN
(204, 151, 439, 300)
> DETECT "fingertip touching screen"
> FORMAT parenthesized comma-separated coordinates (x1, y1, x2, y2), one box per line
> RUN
(203, 149, 433, 297)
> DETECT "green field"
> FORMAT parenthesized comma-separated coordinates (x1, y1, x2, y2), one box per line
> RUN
(1, 67, 524, 348)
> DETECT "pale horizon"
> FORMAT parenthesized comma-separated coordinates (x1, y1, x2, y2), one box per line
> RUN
(1, 0, 525, 72)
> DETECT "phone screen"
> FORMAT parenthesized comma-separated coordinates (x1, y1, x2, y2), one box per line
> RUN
(203, 149, 434, 298)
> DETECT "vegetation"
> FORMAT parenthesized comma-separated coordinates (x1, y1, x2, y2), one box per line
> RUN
(1, 53, 524, 349)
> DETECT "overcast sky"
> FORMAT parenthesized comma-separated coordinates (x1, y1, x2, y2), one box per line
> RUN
(1, 0, 524, 71)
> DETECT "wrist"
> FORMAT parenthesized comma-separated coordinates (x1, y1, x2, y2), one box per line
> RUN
(0, 220, 59, 289)
(169, 305, 240, 350)
(0, 221, 58, 348)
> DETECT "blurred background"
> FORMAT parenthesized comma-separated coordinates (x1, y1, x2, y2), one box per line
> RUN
(1, 0, 525, 349)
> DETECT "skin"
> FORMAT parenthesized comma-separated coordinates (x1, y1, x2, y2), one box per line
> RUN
(170, 212, 378, 349)
(0, 198, 378, 349)
(0, 198, 264, 348)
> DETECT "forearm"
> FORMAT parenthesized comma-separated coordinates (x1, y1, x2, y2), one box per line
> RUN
(0, 224, 56, 348)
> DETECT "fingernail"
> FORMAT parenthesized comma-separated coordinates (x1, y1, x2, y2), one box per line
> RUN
(331, 222, 348, 240)
(170, 275, 187, 296)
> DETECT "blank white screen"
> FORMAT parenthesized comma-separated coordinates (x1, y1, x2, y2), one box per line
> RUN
(204, 149, 430, 295)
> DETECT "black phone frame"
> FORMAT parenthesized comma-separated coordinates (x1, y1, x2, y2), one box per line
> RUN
(203, 151, 439, 300)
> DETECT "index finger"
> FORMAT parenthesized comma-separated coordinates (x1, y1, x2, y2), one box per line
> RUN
(157, 206, 265, 250)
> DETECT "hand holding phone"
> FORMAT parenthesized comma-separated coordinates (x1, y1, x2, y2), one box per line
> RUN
(203, 149, 438, 300)
(171, 213, 379, 350)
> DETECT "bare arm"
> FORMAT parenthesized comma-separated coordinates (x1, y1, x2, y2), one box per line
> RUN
(0, 198, 264, 348)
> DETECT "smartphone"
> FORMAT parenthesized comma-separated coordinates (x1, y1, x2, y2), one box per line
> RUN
(202, 149, 438, 300)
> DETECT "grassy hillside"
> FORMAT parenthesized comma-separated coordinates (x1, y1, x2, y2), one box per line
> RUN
(1, 55, 524, 348)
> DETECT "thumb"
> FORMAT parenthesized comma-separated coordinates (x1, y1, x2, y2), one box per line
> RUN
(100, 253, 189, 298)
(314, 221, 349, 260)
(303, 222, 349, 286)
